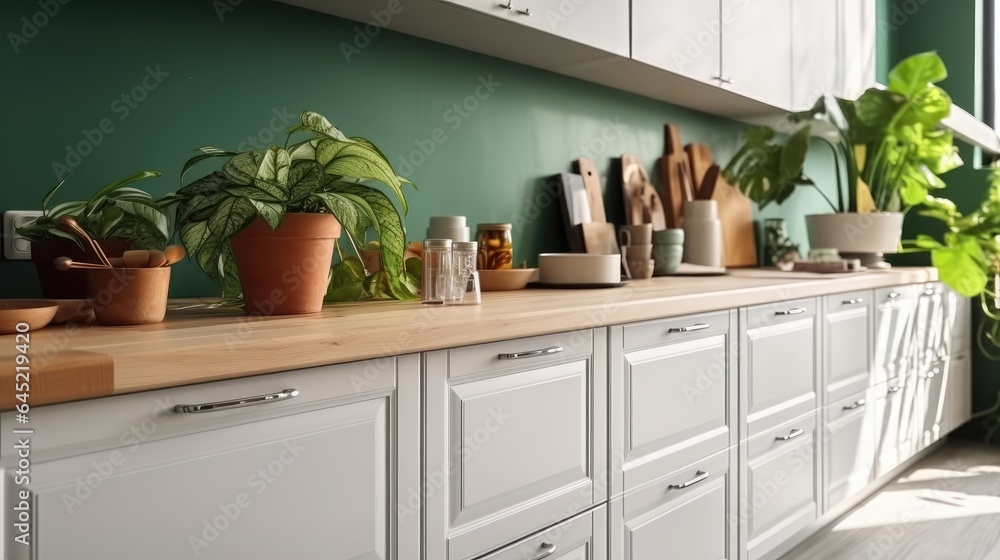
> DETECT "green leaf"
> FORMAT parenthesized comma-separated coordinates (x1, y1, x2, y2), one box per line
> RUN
(111, 199, 170, 242)
(254, 146, 291, 188)
(314, 138, 408, 214)
(310, 190, 374, 250)
(287, 161, 325, 203)
(780, 126, 811, 180)
(290, 111, 351, 141)
(223, 150, 265, 186)
(180, 147, 240, 184)
(333, 184, 407, 281)
(853, 89, 904, 138)
(325, 255, 366, 302)
(223, 149, 289, 202)
(83, 170, 162, 216)
(41, 173, 73, 211)
(249, 199, 284, 230)
(888, 51, 948, 98)
(913, 234, 945, 249)
(916, 130, 962, 175)
(208, 196, 257, 240)
(932, 234, 987, 297)
(47, 200, 87, 219)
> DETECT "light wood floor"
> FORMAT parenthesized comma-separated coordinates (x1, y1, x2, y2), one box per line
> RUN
(781, 440, 1000, 560)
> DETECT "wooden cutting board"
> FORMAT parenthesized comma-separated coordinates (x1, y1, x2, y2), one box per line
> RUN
(621, 154, 667, 230)
(686, 142, 758, 267)
(0, 350, 114, 409)
(662, 124, 692, 229)
(574, 158, 607, 223)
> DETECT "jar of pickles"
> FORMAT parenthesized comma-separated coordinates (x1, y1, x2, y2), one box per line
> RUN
(476, 223, 513, 270)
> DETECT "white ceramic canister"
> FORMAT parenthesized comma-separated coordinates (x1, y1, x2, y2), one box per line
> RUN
(682, 200, 723, 268)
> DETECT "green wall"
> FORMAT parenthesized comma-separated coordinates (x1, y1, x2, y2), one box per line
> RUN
(880, 0, 999, 428)
(0, 0, 835, 298)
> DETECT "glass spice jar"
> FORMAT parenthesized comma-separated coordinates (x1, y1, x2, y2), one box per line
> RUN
(475, 223, 513, 270)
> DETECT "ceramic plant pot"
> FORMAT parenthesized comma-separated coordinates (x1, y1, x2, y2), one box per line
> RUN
(230, 214, 342, 315)
(32, 238, 130, 299)
(86, 267, 170, 326)
(805, 212, 904, 254)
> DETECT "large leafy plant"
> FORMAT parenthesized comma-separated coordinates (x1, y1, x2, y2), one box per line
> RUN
(906, 165, 1000, 356)
(16, 170, 169, 249)
(165, 110, 417, 301)
(724, 52, 962, 213)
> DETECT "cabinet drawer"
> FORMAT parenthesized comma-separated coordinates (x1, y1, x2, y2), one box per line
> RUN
(825, 390, 875, 511)
(873, 285, 918, 385)
(477, 505, 607, 560)
(742, 412, 820, 560)
(741, 299, 818, 436)
(611, 312, 737, 496)
(611, 447, 738, 560)
(446, 330, 593, 380)
(425, 329, 608, 560)
(823, 290, 872, 404)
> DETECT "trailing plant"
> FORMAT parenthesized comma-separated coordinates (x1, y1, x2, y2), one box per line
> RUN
(723, 51, 962, 213)
(163, 110, 418, 301)
(905, 164, 1000, 356)
(16, 170, 169, 249)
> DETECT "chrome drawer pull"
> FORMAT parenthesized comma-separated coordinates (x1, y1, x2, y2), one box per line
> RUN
(775, 428, 804, 441)
(842, 298, 865, 305)
(667, 323, 710, 333)
(498, 346, 564, 360)
(843, 399, 867, 410)
(888, 385, 902, 394)
(775, 307, 806, 316)
(668, 470, 710, 489)
(888, 292, 901, 299)
(528, 542, 557, 560)
(174, 388, 299, 414)
(928, 367, 940, 378)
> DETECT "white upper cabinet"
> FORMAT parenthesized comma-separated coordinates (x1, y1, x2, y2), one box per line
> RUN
(791, 1, 839, 110)
(441, 0, 630, 56)
(839, 0, 878, 99)
(721, 0, 793, 109)
(632, 0, 723, 85)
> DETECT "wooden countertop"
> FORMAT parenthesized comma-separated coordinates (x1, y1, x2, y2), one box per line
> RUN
(0, 267, 937, 410)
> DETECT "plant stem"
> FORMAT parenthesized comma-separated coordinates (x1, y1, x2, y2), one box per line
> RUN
(818, 137, 845, 212)
(807, 180, 839, 213)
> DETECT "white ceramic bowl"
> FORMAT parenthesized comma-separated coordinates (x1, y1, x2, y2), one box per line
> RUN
(426, 226, 471, 242)
(429, 215, 467, 228)
(538, 253, 621, 285)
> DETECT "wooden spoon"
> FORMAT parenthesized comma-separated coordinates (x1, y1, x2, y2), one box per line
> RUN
(56, 216, 112, 267)
(146, 249, 167, 268)
(123, 250, 150, 268)
(162, 245, 186, 266)
(108, 257, 126, 268)
(53, 257, 109, 271)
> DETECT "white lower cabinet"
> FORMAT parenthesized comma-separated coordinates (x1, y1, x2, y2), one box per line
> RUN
(872, 376, 919, 478)
(740, 411, 821, 560)
(478, 505, 607, 560)
(941, 353, 973, 434)
(825, 390, 876, 511)
(423, 330, 607, 560)
(610, 447, 738, 560)
(1, 357, 421, 560)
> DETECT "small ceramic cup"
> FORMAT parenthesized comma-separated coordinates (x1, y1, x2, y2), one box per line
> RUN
(86, 267, 170, 326)
(653, 244, 684, 275)
(624, 243, 653, 278)
(619, 224, 653, 247)
(652, 228, 685, 246)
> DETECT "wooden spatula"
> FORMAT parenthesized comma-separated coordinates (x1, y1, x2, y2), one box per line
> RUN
(622, 154, 667, 230)
(662, 124, 691, 228)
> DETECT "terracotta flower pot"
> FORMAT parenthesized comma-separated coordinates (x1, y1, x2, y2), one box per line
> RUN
(31, 238, 130, 299)
(86, 267, 170, 326)
(230, 214, 342, 315)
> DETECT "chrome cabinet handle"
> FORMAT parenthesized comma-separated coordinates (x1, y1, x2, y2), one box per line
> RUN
(888, 292, 901, 299)
(517, 7, 531, 15)
(842, 298, 865, 305)
(713, 75, 733, 84)
(776, 428, 804, 441)
(528, 542, 557, 560)
(498, 346, 563, 360)
(843, 399, 867, 410)
(668, 470, 710, 489)
(667, 323, 710, 333)
(498, 0, 530, 15)
(888, 385, 902, 394)
(775, 307, 806, 316)
(928, 367, 940, 378)
(174, 388, 299, 414)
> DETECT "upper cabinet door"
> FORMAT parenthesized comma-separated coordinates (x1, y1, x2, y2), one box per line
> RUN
(839, 0, 877, 99)
(632, 0, 723, 84)
(791, 1, 839, 110)
(721, 0, 793, 109)
(443, 0, 630, 56)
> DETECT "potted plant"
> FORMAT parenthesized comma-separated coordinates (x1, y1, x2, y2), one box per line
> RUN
(17, 170, 169, 298)
(165, 110, 416, 315)
(724, 52, 962, 264)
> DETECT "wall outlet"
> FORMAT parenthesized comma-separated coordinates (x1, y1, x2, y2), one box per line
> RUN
(3, 211, 43, 260)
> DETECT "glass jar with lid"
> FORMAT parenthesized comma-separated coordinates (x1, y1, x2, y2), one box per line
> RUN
(475, 223, 513, 270)
(422, 239, 452, 304)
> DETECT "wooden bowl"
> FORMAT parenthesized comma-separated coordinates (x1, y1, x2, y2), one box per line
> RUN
(478, 268, 539, 291)
(0, 300, 59, 334)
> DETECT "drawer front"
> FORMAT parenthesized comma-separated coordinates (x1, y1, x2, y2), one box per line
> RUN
(622, 310, 732, 351)
(743, 411, 819, 560)
(0, 358, 400, 462)
(612, 313, 736, 495)
(742, 301, 818, 436)
(824, 291, 872, 403)
(872, 377, 916, 478)
(744, 297, 817, 328)
(946, 289, 971, 354)
(825, 390, 875, 511)
(873, 285, 918, 385)
(447, 330, 593, 380)
(478, 505, 607, 560)
(425, 330, 607, 560)
(612, 447, 738, 560)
